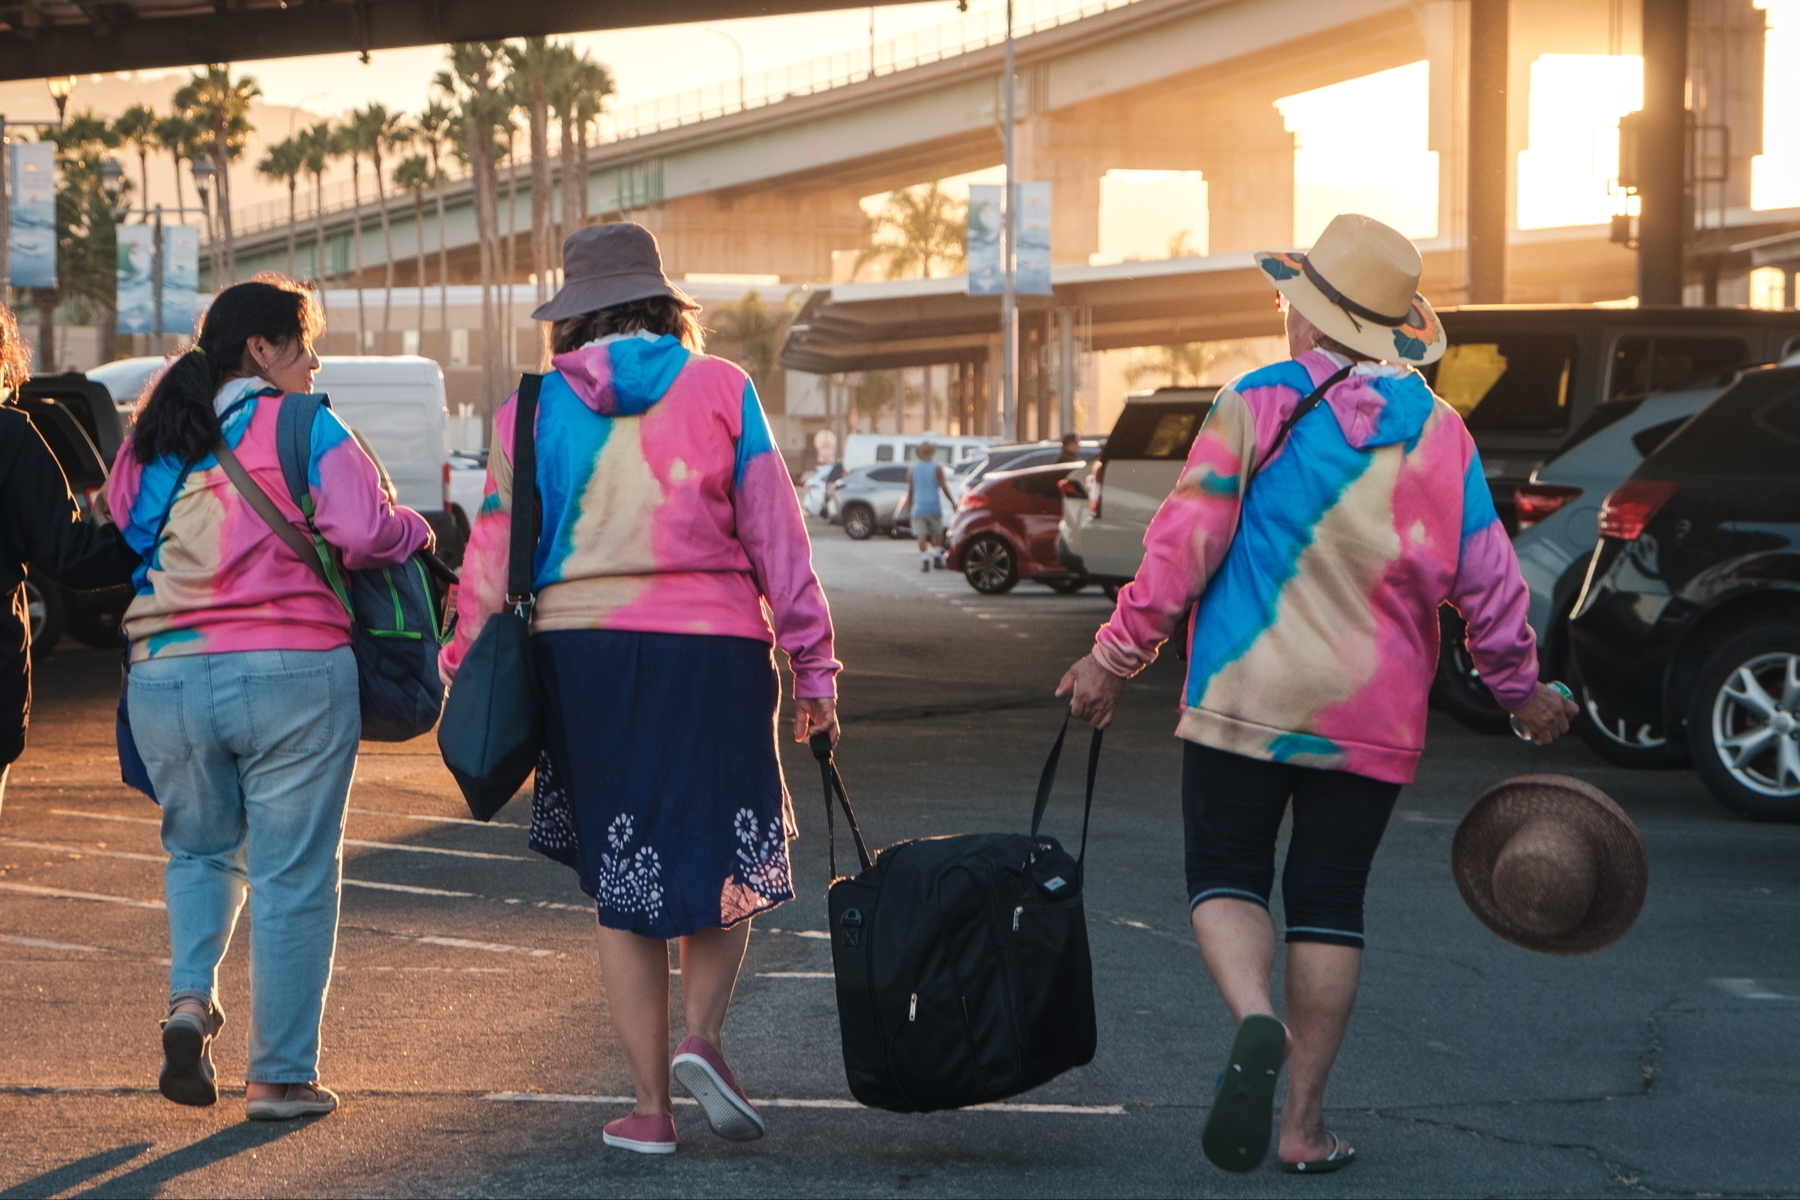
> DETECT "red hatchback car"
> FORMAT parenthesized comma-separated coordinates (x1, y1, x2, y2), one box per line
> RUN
(946, 462, 1090, 594)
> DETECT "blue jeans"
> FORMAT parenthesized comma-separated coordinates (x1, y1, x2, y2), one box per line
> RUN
(129, 646, 359, 1084)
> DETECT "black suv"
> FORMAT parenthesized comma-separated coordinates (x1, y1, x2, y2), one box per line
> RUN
(1568, 362, 1800, 820)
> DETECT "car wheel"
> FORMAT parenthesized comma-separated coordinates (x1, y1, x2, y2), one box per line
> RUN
(962, 535, 1018, 595)
(1572, 666, 1688, 768)
(1428, 606, 1512, 735)
(1045, 573, 1090, 594)
(1687, 624, 1800, 821)
(842, 504, 875, 540)
(22, 577, 64, 658)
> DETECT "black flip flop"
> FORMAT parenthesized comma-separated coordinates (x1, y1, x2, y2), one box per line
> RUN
(1281, 1132, 1357, 1174)
(1201, 1014, 1286, 1173)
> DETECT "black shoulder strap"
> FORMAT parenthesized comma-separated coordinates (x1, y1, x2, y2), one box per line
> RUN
(507, 374, 545, 607)
(276, 393, 328, 512)
(809, 732, 873, 881)
(1251, 363, 1355, 479)
(1031, 711, 1104, 864)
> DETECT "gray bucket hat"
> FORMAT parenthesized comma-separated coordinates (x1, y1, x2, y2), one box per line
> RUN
(531, 223, 696, 322)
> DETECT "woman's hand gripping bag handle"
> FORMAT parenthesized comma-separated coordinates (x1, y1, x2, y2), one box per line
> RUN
(811, 731, 873, 882)
(438, 374, 547, 821)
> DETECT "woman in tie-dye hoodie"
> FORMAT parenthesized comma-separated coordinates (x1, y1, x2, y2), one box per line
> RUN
(443, 223, 838, 1156)
(1059, 215, 1574, 1175)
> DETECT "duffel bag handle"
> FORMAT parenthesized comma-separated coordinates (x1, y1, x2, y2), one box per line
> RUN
(1031, 711, 1103, 864)
(810, 733, 874, 880)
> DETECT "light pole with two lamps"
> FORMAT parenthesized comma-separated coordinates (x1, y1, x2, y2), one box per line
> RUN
(100, 155, 215, 349)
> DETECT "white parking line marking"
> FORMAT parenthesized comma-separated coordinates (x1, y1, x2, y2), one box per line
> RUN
(0, 882, 164, 909)
(50, 810, 530, 861)
(2, 934, 101, 952)
(0, 838, 164, 863)
(413, 935, 555, 958)
(484, 1093, 1125, 1114)
(1710, 978, 1792, 1000)
(789, 930, 831, 940)
(345, 880, 476, 898)
(757, 971, 835, 978)
(349, 807, 527, 830)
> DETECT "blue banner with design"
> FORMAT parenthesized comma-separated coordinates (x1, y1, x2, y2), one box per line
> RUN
(162, 225, 199, 335)
(9, 141, 56, 290)
(116, 225, 155, 335)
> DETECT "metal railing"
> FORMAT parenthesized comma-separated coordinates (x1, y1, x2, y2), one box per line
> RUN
(225, 0, 1147, 241)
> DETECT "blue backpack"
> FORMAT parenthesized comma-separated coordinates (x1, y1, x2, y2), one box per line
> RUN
(264, 393, 452, 741)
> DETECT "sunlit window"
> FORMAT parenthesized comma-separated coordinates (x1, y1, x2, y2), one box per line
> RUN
(1754, 0, 1800, 209)
(1276, 61, 1439, 247)
(1093, 170, 1208, 264)
(1516, 55, 1643, 230)
(1749, 266, 1788, 310)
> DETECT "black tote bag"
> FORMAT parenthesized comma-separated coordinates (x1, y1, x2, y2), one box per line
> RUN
(438, 374, 545, 821)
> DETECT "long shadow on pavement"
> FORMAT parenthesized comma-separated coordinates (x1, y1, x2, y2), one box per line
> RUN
(7, 1121, 307, 1199)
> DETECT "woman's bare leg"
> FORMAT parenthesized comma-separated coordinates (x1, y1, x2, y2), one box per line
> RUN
(1277, 942, 1360, 1162)
(677, 920, 752, 1049)
(1190, 897, 1278, 1021)
(595, 926, 674, 1116)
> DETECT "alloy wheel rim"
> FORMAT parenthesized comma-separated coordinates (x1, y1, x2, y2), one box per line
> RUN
(1582, 686, 1669, 750)
(966, 540, 1011, 591)
(1710, 651, 1800, 797)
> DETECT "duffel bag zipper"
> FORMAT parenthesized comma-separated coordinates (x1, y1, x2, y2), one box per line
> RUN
(908, 993, 917, 1022)
(1012, 905, 1022, 932)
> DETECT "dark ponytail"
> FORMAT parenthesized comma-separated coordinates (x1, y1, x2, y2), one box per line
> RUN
(133, 275, 323, 465)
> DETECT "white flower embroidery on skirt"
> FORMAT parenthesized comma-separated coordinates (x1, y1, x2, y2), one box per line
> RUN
(598, 813, 665, 921)
(734, 807, 791, 900)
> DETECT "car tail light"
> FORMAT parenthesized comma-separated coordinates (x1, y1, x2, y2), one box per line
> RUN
(442, 461, 453, 511)
(1057, 478, 1087, 499)
(1597, 480, 1679, 541)
(960, 490, 989, 511)
(1088, 462, 1105, 518)
(1513, 483, 1582, 529)
(80, 486, 103, 514)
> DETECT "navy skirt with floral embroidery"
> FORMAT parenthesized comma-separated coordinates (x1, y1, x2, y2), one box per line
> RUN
(529, 629, 795, 938)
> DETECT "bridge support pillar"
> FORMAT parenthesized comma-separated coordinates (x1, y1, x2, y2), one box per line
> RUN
(1193, 101, 1295, 253)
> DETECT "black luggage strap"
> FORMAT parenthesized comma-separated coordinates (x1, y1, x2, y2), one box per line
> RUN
(1031, 711, 1104, 864)
(1251, 363, 1354, 479)
(809, 732, 873, 881)
(507, 374, 545, 615)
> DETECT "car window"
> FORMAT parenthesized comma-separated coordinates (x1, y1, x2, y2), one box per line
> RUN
(1006, 471, 1063, 499)
(1104, 404, 1211, 460)
(874, 444, 894, 462)
(1753, 388, 1800, 449)
(868, 466, 908, 484)
(1609, 336, 1747, 401)
(1429, 335, 1577, 433)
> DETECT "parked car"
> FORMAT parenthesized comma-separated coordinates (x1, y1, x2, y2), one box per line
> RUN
(15, 373, 132, 652)
(1058, 387, 1218, 593)
(803, 460, 846, 517)
(961, 439, 1103, 494)
(1568, 361, 1800, 820)
(1430, 378, 1728, 749)
(947, 462, 1090, 594)
(829, 463, 913, 539)
(840, 432, 993, 470)
(85, 355, 166, 417)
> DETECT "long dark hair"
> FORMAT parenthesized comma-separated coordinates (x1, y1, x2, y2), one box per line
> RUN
(133, 275, 323, 464)
(548, 291, 705, 357)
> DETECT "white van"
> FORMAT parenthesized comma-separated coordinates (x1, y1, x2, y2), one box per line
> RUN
(1057, 387, 1217, 590)
(841, 432, 994, 471)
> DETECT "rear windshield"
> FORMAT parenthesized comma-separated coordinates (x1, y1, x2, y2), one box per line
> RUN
(867, 466, 907, 484)
(1105, 403, 1212, 460)
(1427, 335, 1577, 433)
(1609, 336, 1748, 401)
(1645, 367, 1800, 478)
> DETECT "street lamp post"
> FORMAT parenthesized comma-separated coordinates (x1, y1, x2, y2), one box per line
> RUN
(0, 76, 77, 302)
(702, 26, 746, 110)
(1000, 0, 1018, 441)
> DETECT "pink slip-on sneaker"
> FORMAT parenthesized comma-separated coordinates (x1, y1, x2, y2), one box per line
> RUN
(603, 1111, 677, 1155)
(671, 1035, 766, 1141)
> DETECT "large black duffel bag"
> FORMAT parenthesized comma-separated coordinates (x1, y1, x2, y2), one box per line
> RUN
(812, 716, 1102, 1112)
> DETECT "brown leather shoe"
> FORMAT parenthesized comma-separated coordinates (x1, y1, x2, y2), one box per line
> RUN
(246, 1082, 340, 1121)
(159, 991, 224, 1108)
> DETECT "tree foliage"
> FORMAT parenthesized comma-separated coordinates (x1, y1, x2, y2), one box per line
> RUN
(854, 182, 967, 281)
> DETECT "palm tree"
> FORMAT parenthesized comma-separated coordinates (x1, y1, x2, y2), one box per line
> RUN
(153, 113, 198, 216)
(174, 65, 260, 285)
(256, 137, 306, 277)
(113, 105, 159, 216)
(415, 101, 454, 357)
(708, 289, 798, 390)
(506, 37, 559, 308)
(300, 121, 333, 301)
(854, 182, 967, 281)
(333, 120, 371, 352)
(570, 55, 615, 228)
(351, 103, 409, 345)
(440, 42, 510, 400)
(394, 154, 434, 325)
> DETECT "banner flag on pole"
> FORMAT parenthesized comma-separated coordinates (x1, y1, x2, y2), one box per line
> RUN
(116, 226, 155, 335)
(1016, 181, 1053, 296)
(9, 142, 56, 290)
(966, 184, 1002, 296)
(162, 225, 199, 335)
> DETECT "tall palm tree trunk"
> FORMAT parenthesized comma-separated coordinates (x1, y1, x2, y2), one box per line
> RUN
(470, 131, 499, 404)
(285, 177, 298, 277)
(213, 138, 236, 284)
(558, 115, 579, 268)
(528, 90, 549, 308)
(171, 151, 187, 216)
(504, 131, 518, 378)
(412, 191, 427, 348)
(431, 148, 449, 362)
(313, 170, 329, 318)
(376, 152, 395, 347)
(349, 156, 365, 354)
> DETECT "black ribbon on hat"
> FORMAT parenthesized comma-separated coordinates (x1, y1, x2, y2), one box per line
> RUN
(1301, 256, 1411, 333)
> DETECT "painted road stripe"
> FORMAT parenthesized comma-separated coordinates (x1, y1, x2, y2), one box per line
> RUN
(1711, 978, 1793, 1000)
(2, 934, 101, 952)
(50, 811, 529, 861)
(0, 882, 164, 910)
(485, 1093, 1125, 1114)
(413, 936, 555, 958)
(0, 838, 164, 863)
(349, 807, 527, 831)
(344, 879, 476, 898)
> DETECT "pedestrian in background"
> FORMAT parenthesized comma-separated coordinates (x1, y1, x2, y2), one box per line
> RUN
(1059, 214, 1575, 1174)
(902, 439, 954, 572)
(0, 305, 140, 812)
(110, 277, 430, 1121)
(444, 224, 840, 1156)
(1054, 431, 1083, 462)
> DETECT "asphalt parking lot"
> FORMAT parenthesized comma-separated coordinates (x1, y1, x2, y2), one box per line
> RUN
(2, 524, 1797, 1198)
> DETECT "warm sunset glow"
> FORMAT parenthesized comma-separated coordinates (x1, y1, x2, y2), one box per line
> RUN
(1516, 55, 1643, 229)
(1753, 0, 1800, 209)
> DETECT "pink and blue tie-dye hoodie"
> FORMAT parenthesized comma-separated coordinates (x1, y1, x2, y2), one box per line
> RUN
(443, 332, 840, 699)
(110, 384, 431, 662)
(1092, 349, 1537, 784)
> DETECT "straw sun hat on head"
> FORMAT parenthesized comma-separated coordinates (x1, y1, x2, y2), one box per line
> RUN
(1452, 775, 1648, 956)
(1254, 213, 1447, 366)
(531, 223, 699, 322)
